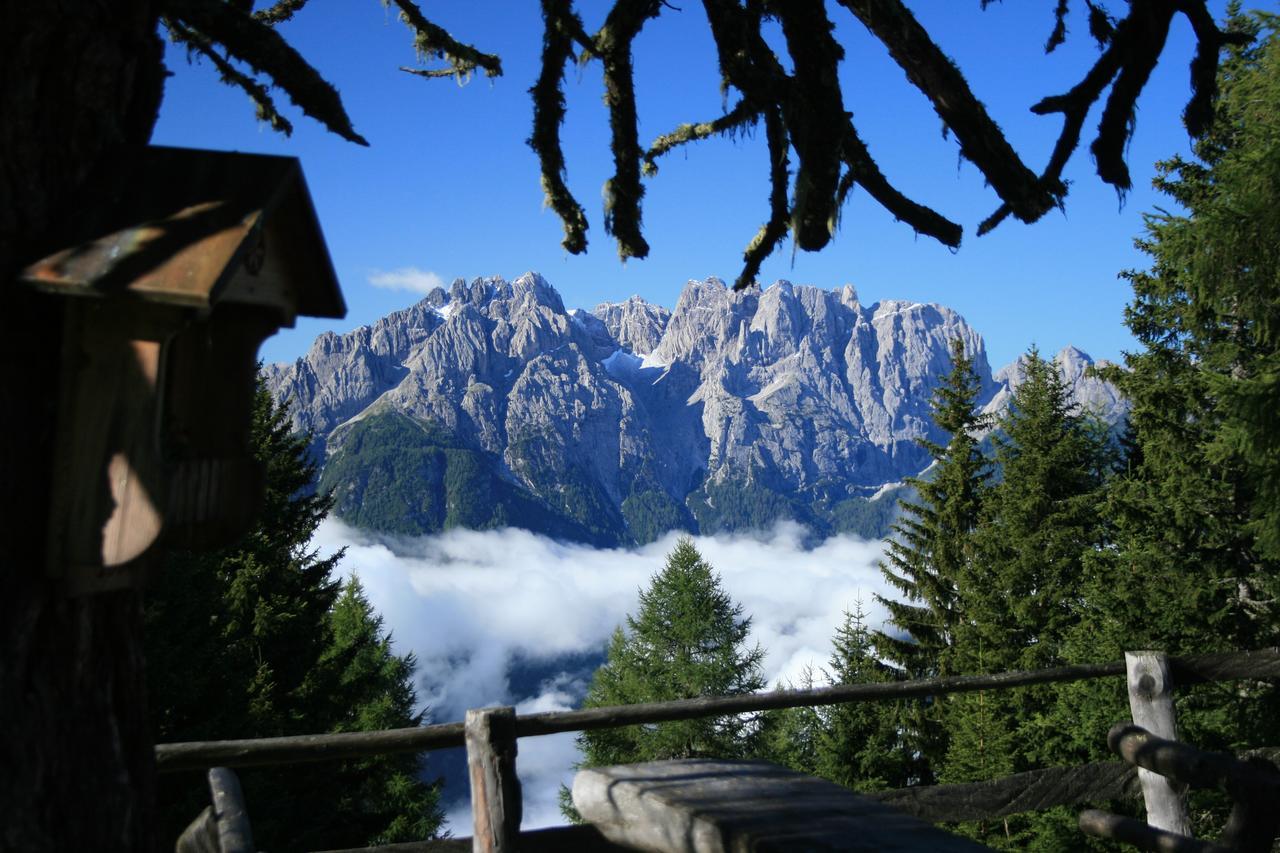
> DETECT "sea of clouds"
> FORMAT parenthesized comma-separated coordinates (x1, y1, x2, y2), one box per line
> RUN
(311, 517, 893, 832)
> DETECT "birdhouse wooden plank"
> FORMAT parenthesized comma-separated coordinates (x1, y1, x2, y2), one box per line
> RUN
(20, 146, 345, 595)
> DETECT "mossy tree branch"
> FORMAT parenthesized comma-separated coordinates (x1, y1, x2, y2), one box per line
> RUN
(530, 0, 591, 255)
(253, 0, 310, 26)
(642, 99, 760, 177)
(837, 0, 1062, 226)
(593, 0, 667, 260)
(166, 0, 369, 144)
(172, 0, 1250, 288)
(390, 0, 502, 81)
(980, 0, 1251, 234)
(165, 18, 294, 137)
(737, 107, 790, 290)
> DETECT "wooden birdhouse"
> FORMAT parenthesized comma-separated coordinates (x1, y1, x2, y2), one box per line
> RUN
(20, 146, 345, 595)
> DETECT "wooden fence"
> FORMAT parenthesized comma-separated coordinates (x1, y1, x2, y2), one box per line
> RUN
(158, 647, 1280, 852)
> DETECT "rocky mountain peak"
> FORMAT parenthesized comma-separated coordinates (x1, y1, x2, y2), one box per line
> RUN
(265, 272, 1126, 546)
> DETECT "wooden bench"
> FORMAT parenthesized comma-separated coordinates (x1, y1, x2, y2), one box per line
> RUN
(573, 759, 990, 852)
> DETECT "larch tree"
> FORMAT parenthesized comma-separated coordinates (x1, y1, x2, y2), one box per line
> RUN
(564, 537, 765, 820)
(573, 538, 766, 767)
(0, 1, 1254, 847)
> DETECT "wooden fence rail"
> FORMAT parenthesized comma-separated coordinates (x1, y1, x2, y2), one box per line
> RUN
(156, 647, 1280, 774)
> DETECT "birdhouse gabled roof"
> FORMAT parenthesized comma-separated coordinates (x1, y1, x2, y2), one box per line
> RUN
(19, 146, 345, 321)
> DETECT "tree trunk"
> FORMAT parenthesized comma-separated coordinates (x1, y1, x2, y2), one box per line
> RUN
(0, 2, 165, 849)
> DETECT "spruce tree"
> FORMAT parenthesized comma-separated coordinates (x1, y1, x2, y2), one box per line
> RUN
(762, 666, 824, 778)
(567, 537, 766, 816)
(816, 603, 911, 791)
(1090, 5, 1280, 777)
(872, 338, 990, 782)
(958, 349, 1110, 677)
(941, 348, 1112, 847)
(145, 383, 444, 851)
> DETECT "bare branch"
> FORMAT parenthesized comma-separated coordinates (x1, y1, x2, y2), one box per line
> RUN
(390, 0, 502, 81)
(529, 0, 590, 255)
(167, 0, 368, 145)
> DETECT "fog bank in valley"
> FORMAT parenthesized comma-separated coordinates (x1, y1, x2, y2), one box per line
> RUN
(311, 518, 892, 830)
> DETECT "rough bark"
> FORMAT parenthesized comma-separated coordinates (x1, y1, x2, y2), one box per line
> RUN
(0, 1, 166, 849)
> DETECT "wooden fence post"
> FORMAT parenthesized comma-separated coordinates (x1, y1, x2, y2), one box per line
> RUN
(466, 706, 521, 853)
(1125, 651, 1192, 837)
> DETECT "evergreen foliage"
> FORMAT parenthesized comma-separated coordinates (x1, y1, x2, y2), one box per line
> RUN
(814, 603, 911, 791)
(565, 538, 766, 818)
(1087, 11, 1280, 826)
(872, 339, 990, 783)
(145, 382, 443, 852)
(321, 410, 621, 544)
(941, 348, 1113, 846)
(959, 349, 1111, 678)
(874, 339, 990, 679)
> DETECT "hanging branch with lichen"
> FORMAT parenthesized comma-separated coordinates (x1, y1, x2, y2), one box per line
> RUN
(840, 124, 963, 250)
(978, 0, 1250, 234)
(253, 0, 310, 26)
(738, 107, 791, 290)
(174, 0, 1252, 291)
(390, 0, 502, 81)
(164, 17, 294, 136)
(170, 0, 500, 146)
(166, 0, 369, 144)
(836, 0, 1061, 226)
(530, 0, 592, 254)
(642, 100, 759, 176)
(592, 0, 666, 260)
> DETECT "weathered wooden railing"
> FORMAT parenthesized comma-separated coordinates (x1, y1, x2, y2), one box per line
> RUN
(157, 647, 1280, 852)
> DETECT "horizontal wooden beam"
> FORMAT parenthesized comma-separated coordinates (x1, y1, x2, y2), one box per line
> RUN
(514, 659, 1127, 738)
(872, 747, 1280, 825)
(156, 648, 1279, 773)
(157, 722, 465, 773)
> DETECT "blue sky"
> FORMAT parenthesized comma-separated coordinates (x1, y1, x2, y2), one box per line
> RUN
(152, 1, 1234, 369)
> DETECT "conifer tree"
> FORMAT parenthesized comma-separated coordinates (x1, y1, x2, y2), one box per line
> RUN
(763, 665, 824, 778)
(145, 383, 444, 851)
(941, 348, 1112, 847)
(1090, 7, 1280, 763)
(872, 339, 990, 781)
(567, 537, 766, 818)
(816, 603, 911, 791)
(958, 349, 1110, 677)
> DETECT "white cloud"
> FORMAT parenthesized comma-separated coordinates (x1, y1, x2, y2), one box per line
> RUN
(310, 518, 892, 832)
(367, 266, 446, 294)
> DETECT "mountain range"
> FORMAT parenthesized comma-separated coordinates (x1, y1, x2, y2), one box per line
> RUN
(264, 272, 1125, 545)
